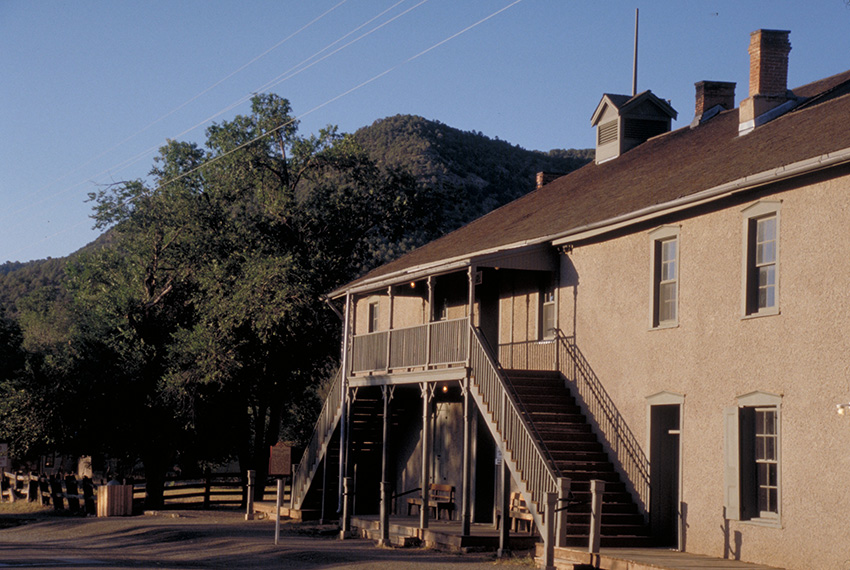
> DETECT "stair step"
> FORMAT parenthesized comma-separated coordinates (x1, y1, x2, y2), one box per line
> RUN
(524, 412, 587, 423)
(522, 402, 582, 413)
(554, 461, 615, 472)
(544, 440, 603, 452)
(548, 451, 608, 462)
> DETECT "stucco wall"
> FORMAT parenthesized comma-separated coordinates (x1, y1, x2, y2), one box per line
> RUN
(554, 172, 850, 569)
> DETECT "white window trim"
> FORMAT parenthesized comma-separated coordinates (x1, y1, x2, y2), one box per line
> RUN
(741, 201, 781, 319)
(539, 282, 557, 341)
(367, 298, 380, 333)
(724, 391, 782, 527)
(648, 225, 680, 330)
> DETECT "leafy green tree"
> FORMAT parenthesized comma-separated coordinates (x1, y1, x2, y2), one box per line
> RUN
(74, 94, 427, 503)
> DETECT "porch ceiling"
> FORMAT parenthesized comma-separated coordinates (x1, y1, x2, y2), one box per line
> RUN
(331, 242, 556, 298)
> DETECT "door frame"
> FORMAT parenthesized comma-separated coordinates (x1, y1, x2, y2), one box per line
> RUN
(646, 391, 684, 550)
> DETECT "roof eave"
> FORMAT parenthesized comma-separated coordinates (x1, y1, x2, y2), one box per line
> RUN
(552, 145, 850, 247)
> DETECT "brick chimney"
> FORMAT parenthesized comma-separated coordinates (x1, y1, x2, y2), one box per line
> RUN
(739, 29, 795, 133)
(693, 81, 736, 124)
(536, 171, 562, 190)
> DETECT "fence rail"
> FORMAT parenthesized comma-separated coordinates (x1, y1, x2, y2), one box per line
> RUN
(1, 471, 278, 512)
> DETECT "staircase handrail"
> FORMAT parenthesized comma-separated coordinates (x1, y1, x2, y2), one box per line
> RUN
(474, 328, 561, 476)
(290, 367, 344, 511)
(556, 333, 650, 511)
(469, 326, 557, 526)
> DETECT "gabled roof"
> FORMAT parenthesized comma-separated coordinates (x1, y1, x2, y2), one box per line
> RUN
(332, 69, 850, 297)
(591, 91, 678, 126)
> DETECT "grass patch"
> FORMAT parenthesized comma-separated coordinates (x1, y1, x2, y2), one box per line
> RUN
(0, 501, 54, 529)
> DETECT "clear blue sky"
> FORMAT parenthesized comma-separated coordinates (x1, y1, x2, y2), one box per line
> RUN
(2, 0, 849, 263)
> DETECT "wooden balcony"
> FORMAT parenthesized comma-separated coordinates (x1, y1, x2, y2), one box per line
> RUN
(349, 318, 469, 376)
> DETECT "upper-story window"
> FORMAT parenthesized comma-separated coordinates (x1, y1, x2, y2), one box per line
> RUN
(742, 201, 781, 317)
(368, 301, 379, 333)
(539, 283, 556, 340)
(649, 226, 680, 328)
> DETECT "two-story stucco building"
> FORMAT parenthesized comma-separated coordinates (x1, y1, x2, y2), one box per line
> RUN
(290, 29, 850, 570)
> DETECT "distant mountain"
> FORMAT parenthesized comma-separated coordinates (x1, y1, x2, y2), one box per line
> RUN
(0, 116, 592, 315)
(0, 231, 114, 317)
(354, 114, 593, 234)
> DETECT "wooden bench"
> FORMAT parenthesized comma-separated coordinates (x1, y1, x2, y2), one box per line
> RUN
(495, 492, 535, 534)
(406, 484, 456, 521)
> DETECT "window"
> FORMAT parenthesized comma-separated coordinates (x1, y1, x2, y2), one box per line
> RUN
(724, 392, 781, 524)
(742, 202, 780, 317)
(649, 226, 680, 328)
(539, 283, 556, 340)
(368, 301, 379, 333)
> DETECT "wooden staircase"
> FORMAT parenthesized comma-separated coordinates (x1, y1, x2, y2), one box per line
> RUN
(503, 369, 651, 547)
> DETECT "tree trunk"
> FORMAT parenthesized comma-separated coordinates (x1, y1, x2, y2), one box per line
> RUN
(142, 452, 168, 509)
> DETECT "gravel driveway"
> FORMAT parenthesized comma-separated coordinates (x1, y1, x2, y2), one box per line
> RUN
(0, 508, 534, 569)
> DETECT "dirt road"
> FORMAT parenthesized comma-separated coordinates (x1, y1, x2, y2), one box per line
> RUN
(0, 508, 531, 569)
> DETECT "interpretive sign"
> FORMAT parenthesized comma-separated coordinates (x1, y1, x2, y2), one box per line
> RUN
(268, 441, 293, 477)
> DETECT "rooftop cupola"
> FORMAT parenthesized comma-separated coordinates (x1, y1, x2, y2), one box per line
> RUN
(739, 29, 798, 135)
(590, 90, 677, 164)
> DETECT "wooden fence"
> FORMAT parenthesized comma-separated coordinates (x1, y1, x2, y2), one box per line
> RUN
(1, 471, 282, 513)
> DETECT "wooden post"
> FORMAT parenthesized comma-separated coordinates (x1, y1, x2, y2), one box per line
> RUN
(274, 478, 283, 545)
(7, 473, 16, 503)
(378, 481, 390, 547)
(27, 475, 38, 503)
(419, 383, 432, 529)
(497, 461, 511, 557)
(49, 476, 64, 510)
(557, 477, 571, 548)
(203, 469, 211, 509)
(340, 476, 353, 539)
(338, 293, 352, 516)
(39, 475, 50, 506)
(544, 492, 557, 570)
(245, 470, 255, 521)
(65, 474, 80, 513)
(82, 477, 96, 515)
(461, 375, 472, 536)
(589, 479, 605, 554)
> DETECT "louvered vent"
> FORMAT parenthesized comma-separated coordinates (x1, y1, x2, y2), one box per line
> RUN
(623, 118, 668, 140)
(597, 120, 619, 145)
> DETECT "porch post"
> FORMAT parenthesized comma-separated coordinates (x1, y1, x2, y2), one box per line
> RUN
(381, 386, 394, 485)
(557, 477, 571, 548)
(497, 460, 511, 557)
(337, 293, 353, 514)
(419, 382, 433, 529)
(379, 385, 393, 547)
(386, 286, 394, 369)
(461, 374, 473, 535)
(467, 265, 476, 330)
(426, 277, 433, 367)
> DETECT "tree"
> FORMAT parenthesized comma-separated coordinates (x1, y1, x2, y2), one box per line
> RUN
(73, 94, 427, 504)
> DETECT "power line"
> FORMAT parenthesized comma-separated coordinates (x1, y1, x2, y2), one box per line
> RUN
(4, 0, 351, 219)
(6, 0, 525, 261)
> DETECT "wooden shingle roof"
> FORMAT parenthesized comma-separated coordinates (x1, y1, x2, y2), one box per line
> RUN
(334, 69, 850, 296)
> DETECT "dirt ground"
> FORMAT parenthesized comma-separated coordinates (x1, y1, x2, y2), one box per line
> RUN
(0, 504, 536, 569)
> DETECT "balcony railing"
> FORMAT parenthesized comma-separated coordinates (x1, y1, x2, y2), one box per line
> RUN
(349, 317, 468, 374)
(498, 338, 559, 371)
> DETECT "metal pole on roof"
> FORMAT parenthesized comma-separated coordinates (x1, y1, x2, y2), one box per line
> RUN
(632, 8, 639, 96)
